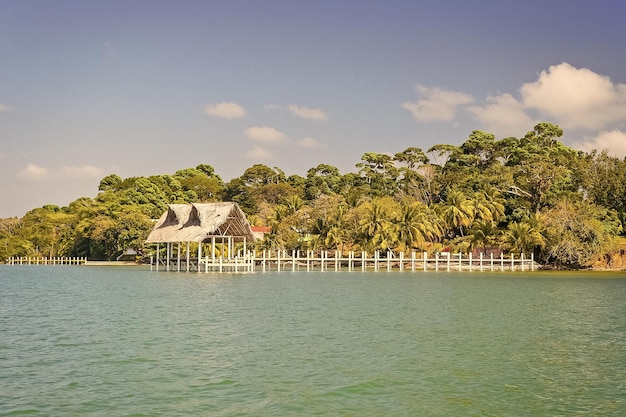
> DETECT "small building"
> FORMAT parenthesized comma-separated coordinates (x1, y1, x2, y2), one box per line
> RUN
(146, 202, 256, 271)
(251, 226, 271, 241)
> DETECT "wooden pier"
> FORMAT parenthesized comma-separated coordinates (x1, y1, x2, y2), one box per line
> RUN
(6, 257, 88, 265)
(151, 250, 537, 273)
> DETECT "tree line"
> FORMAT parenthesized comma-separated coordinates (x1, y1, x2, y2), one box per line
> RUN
(1, 123, 624, 268)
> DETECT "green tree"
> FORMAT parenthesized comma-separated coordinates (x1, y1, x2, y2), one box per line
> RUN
(357, 197, 399, 252)
(503, 219, 545, 255)
(442, 190, 474, 237)
(304, 164, 342, 199)
(468, 220, 500, 254)
(541, 199, 621, 266)
(394, 201, 440, 251)
(356, 152, 398, 197)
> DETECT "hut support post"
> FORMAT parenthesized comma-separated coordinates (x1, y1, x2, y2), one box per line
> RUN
(198, 242, 202, 272)
(186, 242, 190, 272)
(166, 242, 171, 272)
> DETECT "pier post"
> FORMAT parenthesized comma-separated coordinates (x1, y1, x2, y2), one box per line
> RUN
(511, 253, 515, 271)
(186, 242, 190, 273)
(197, 243, 202, 272)
(468, 252, 472, 271)
(318, 251, 322, 272)
(166, 243, 171, 272)
(262, 250, 266, 272)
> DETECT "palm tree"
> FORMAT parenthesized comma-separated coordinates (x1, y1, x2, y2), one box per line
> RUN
(358, 197, 398, 252)
(442, 190, 474, 237)
(285, 195, 304, 215)
(503, 221, 545, 255)
(481, 187, 506, 223)
(396, 202, 439, 251)
(469, 220, 500, 254)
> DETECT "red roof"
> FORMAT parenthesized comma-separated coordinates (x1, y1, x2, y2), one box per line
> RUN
(251, 226, 271, 233)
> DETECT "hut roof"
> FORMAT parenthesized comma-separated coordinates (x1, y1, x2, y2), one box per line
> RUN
(146, 202, 255, 243)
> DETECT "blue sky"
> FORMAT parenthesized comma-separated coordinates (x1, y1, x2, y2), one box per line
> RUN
(1, 0, 625, 217)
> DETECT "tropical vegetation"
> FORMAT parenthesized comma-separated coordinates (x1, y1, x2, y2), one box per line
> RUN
(1, 123, 625, 268)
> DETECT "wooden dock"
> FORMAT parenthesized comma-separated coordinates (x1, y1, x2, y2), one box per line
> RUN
(5, 256, 88, 266)
(151, 250, 537, 273)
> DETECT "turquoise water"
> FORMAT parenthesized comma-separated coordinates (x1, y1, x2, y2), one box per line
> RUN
(1, 266, 625, 416)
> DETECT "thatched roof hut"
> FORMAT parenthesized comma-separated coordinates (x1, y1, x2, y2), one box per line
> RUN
(146, 202, 255, 244)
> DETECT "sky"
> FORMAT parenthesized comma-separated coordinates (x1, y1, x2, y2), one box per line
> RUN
(1, 0, 626, 218)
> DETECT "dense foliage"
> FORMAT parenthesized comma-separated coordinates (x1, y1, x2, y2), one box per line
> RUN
(1, 123, 624, 267)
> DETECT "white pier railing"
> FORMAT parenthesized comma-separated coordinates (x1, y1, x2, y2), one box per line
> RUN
(150, 250, 537, 273)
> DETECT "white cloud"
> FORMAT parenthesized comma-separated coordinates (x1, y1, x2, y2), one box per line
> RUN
(573, 130, 626, 158)
(520, 62, 626, 130)
(468, 93, 535, 138)
(204, 102, 246, 119)
(402, 85, 473, 122)
(17, 164, 50, 181)
(288, 105, 329, 121)
(245, 145, 274, 160)
(298, 137, 323, 148)
(61, 165, 104, 178)
(17, 163, 105, 181)
(245, 126, 287, 144)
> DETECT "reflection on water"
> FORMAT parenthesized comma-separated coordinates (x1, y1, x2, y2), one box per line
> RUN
(1, 267, 624, 416)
